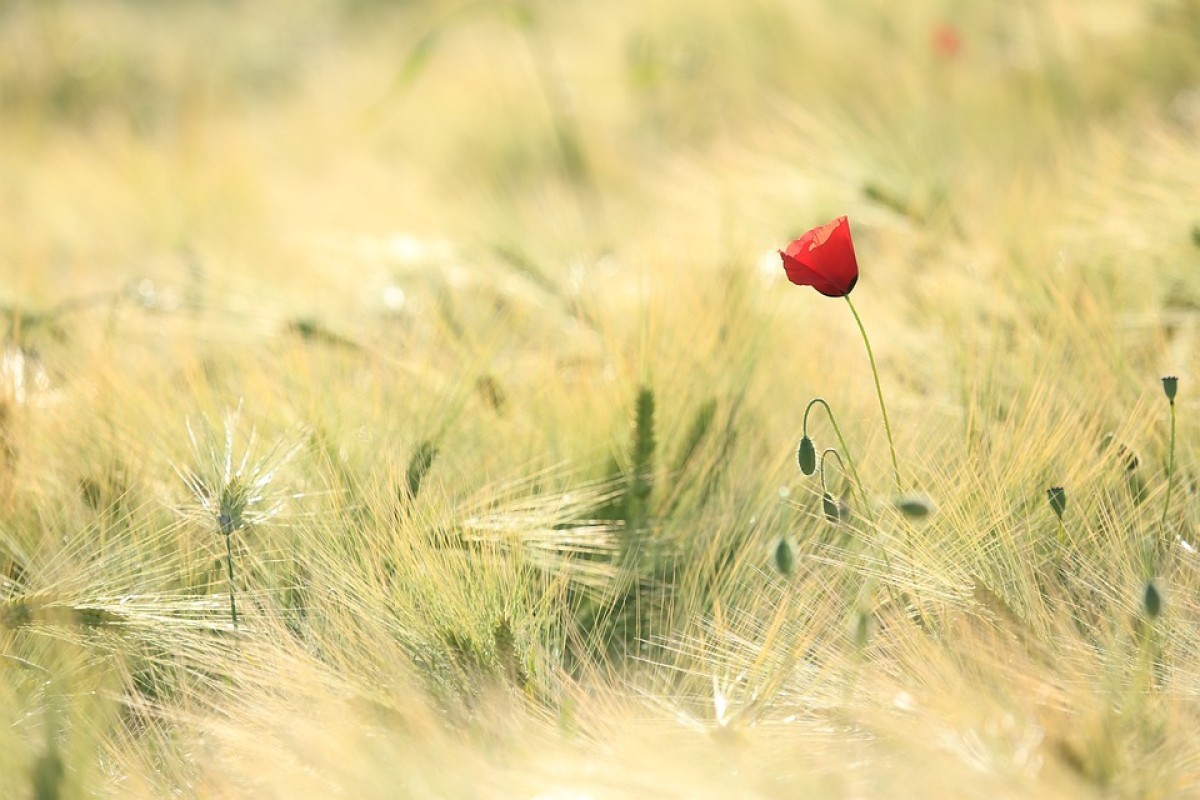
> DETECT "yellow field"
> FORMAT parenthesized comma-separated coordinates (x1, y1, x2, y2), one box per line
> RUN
(2, 1, 1199, 796)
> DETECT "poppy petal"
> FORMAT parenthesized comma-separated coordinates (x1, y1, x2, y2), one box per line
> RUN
(780, 250, 843, 296)
(779, 216, 859, 297)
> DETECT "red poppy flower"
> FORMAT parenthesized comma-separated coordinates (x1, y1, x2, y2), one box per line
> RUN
(779, 216, 859, 297)
(931, 24, 963, 59)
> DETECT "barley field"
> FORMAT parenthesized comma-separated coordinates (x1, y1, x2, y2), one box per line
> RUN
(2, 1, 1199, 797)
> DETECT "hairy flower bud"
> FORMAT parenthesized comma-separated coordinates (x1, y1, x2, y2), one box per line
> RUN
(797, 436, 817, 476)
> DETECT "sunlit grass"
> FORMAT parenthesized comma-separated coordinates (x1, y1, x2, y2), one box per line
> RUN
(1, 0, 1199, 797)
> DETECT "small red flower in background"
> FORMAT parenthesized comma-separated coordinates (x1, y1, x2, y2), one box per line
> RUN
(779, 216, 859, 297)
(931, 23, 962, 59)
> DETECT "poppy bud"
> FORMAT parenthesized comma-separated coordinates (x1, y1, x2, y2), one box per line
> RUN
(774, 537, 795, 577)
(1143, 579, 1162, 619)
(895, 492, 935, 519)
(1046, 486, 1067, 521)
(822, 492, 840, 524)
(1162, 376, 1178, 403)
(797, 436, 817, 475)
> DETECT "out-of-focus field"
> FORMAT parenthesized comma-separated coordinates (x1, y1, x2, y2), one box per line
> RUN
(2, 1, 1199, 797)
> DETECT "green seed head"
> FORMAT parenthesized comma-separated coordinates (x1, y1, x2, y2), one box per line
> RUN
(797, 436, 817, 476)
(1162, 376, 1178, 403)
(1046, 486, 1067, 521)
(774, 537, 795, 577)
(217, 481, 249, 536)
(1144, 580, 1162, 619)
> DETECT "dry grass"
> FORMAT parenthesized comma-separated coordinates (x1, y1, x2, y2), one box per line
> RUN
(2, 0, 1199, 797)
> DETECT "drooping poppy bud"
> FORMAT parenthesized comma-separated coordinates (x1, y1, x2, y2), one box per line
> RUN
(1046, 486, 1067, 521)
(774, 537, 795, 577)
(1143, 579, 1162, 619)
(1162, 376, 1178, 403)
(822, 492, 840, 524)
(779, 217, 859, 298)
(797, 436, 817, 475)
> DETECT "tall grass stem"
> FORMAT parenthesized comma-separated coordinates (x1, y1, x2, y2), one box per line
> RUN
(225, 535, 239, 629)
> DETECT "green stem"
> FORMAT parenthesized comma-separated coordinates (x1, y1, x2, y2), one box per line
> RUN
(1161, 399, 1177, 540)
(225, 535, 239, 630)
(803, 400, 900, 608)
(819, 448, 845, 496)
(803, 398, 871, 517)
(843, 295, 902, 493)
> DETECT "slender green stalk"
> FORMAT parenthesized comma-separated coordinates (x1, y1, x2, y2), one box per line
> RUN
(819, 448, 846, 496)
(843, 296, 902, 493)
(225, 535, 239, 629)
(803, 400, 900, 607)
(803, 398, 870, 516)
(1161, 398, 1177, 533)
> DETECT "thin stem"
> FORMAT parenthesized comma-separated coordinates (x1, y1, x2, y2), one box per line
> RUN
(803, 398, 870, 517)
(225, 535, 239, 630)
(801, 397, 819, 436)
(1161, 399, 1177, 540)
(843, 295, 902, 493)
(803, 400, 901, 609)
(819, 448, 845, 496)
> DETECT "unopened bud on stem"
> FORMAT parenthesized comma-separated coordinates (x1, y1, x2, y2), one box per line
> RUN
(797, 436, 817, 476)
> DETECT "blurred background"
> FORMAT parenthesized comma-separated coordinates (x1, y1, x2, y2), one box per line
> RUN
(4, 0, 1198, 445)
(5, 0, 1198, 301)
(2, 3, 1200, 796)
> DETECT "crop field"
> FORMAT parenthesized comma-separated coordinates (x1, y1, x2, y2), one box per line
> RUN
(2, 1, 1199, 797)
